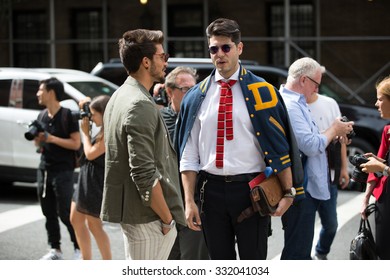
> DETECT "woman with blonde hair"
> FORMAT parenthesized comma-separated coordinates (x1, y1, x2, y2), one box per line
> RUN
(360, 75, 390, 259)
(70, 95, 112, 260)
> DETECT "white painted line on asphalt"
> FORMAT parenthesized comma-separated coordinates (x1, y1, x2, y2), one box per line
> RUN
(0, 205, 42, 233)
(271, 192, 366, 260)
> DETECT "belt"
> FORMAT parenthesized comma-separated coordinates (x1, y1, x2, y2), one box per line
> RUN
(199, 171, 259, 183)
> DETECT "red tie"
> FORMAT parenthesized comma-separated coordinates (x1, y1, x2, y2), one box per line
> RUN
(216, 80, 236, 168)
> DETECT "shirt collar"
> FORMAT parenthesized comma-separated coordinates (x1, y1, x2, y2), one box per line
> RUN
(280, 84, 307, 105)
(214, 67, 240, 83)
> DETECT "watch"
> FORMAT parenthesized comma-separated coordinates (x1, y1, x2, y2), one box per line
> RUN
(383, 166, 390, 177)
(284, 187, 296, 198)
(161, 219, 176, 229)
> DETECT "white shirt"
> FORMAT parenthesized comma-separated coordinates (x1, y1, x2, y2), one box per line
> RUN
(308, 94, 342, 181)
(180, 68, 266, 175)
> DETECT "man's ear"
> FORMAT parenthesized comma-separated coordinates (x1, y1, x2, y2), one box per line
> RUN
(141, 56, 150, 70)
(165, 87, 173, 99)
(47, 89, 55, 98)
(237, 42, 244, 55)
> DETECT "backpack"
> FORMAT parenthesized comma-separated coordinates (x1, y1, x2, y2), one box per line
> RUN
(60, 108, 83, 168)
(38, 107, 83, 168)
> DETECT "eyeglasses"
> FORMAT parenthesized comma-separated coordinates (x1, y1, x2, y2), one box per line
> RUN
(305, 76, 321, 88)
(173, 85, 191, 93)
(208, 44, 234, 55)
(153, 53, 169, 62)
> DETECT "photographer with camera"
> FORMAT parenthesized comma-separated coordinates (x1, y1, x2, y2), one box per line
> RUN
(70, 95, 112, 260)
(33, 78, 81, 260)
(360, 75, 390, 259)
(280, 57, 354, 260)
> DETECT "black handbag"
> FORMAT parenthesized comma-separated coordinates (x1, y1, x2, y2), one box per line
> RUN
(349, 203, 378, 260)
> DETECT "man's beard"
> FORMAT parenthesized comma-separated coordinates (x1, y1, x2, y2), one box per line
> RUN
(150, 62, 165, 84)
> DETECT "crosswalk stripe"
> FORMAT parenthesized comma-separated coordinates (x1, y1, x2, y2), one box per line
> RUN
(0, 205, 42, 234)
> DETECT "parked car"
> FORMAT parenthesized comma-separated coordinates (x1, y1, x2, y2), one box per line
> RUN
(0, 67, 118, 184)
(91, 58, 388, 177)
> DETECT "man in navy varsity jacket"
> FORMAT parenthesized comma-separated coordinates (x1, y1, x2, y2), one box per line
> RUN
(175, 18, 304, 260)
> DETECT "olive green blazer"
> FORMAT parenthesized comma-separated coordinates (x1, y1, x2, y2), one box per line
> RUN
(101, 76, 185, 226)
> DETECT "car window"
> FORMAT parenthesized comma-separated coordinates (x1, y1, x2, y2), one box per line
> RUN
(0, 79, 12, 106)
(250, 71, 286, 88)
(0, 79, 43, 110)
(23, 79, 44, 110)
(66, 81, 116, 99)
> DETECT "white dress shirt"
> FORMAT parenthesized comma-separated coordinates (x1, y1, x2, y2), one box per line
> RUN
(180, 68, 266, 176)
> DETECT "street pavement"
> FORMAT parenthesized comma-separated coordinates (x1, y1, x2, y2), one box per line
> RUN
(0, 184, 374, 260)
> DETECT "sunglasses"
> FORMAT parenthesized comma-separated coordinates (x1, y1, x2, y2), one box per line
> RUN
(154, 53, 170, 62)
(208, 44, 234, 55)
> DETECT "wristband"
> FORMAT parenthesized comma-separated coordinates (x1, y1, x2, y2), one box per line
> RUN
(161, 219, 176, 229)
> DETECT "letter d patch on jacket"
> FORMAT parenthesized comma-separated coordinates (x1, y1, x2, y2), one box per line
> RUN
(247, 82, 278, 111)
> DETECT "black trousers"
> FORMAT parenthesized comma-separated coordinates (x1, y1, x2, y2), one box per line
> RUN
(37, 169, 79, 250)
(376, 182, 390, 260)
(198, 175, 269, 260)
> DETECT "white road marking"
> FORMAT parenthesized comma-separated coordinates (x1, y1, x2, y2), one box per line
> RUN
(0, 205, 42, 233)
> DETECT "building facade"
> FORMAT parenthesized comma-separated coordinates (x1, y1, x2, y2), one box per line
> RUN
(0, 0, 389, 104)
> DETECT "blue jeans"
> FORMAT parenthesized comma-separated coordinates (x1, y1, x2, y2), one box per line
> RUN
(281, 192, 322, 260)
(315, 184, 338, 256)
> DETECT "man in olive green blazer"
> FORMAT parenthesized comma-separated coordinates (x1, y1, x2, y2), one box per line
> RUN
(101, 29, 185, 260)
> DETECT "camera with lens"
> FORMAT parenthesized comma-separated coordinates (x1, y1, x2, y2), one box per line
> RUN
(348, 154, 383, 192)
(341, 116, 356, 139)
(24, 120, 45, 141)
(71, 102, 91, 121)
(153, 87, 168, 107)
(349, 154, 369, 184)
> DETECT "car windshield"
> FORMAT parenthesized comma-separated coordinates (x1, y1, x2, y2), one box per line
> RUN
(67, 81, 116, 98)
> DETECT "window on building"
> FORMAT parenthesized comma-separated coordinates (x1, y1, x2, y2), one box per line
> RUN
(167, 4, 204, 58)
(71, 9, 103, 72)
(13, 11, 48, 67)
(267, 2, 315, 66)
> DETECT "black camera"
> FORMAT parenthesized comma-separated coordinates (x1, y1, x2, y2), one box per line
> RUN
(348, 154, 382, 192)
(341, 116, 356, 139)
(24, 120, 45, 141)
(349, 154, 369, 184)
(71, 102, 91, 121)
(153, 88, 168, 107)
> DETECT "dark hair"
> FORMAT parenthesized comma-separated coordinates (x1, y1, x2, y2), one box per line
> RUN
(118, 29, 164, 74)
(206, 18, 241, 45)
(90, 95, 110, 142)
(40, 77, 64, 101)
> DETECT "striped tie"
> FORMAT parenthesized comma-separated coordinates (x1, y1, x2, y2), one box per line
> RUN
(216, 80, 237, 168)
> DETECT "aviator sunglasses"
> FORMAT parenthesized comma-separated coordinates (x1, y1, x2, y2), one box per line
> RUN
(154, 53, 170, 62)
(208, 44, 234, 55)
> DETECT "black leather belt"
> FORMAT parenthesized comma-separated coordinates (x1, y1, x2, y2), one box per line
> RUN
(199, 171, 259, 183)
